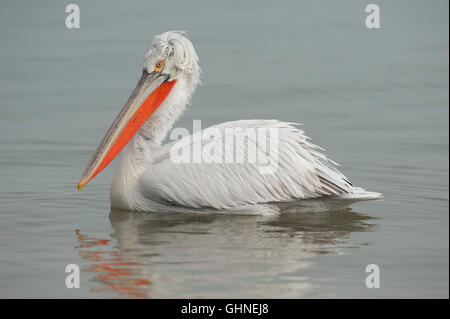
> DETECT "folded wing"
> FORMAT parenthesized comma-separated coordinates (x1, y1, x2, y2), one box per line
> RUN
(139, 120, 356, 209)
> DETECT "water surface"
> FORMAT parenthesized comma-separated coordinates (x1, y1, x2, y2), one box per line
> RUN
(0, 0, 448, 298)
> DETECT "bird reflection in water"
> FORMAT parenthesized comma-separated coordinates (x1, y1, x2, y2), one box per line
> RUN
(75, 207, 376, 298)
(75, 229, 151, 298)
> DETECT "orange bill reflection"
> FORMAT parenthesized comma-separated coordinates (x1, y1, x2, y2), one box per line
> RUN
(74, 229, 151, 298)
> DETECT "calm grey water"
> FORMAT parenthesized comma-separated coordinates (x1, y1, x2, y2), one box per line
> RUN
(0, 0, 448, 298)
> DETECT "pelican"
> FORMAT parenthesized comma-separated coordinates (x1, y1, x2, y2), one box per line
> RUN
(78, 31, 381, 213)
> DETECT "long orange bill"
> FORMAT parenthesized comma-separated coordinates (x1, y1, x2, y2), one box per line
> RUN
(78, 70, 176, 190)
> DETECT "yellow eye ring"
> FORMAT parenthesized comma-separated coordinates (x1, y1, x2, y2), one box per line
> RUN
(154, 60, 165, 72)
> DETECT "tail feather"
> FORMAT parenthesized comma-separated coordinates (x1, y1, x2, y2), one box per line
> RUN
(338, 187, 383, 201)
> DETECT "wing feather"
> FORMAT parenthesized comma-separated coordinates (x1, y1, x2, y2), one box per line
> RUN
(139, 120, 355, 209)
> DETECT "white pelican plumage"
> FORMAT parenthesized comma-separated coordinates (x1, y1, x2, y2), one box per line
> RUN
(78, 31, 381, 213)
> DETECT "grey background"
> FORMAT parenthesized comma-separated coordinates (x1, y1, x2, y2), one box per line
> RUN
(0, 0, 448, 298)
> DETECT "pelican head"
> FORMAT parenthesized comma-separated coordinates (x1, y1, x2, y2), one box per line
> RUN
(144, 31, 200, 90)
(78, 31, 200, 190)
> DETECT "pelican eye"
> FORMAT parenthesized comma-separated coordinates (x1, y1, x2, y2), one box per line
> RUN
(154, 60, 165, 72)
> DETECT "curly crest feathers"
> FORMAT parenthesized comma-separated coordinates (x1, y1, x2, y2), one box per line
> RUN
(144, 31, 201, 89)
